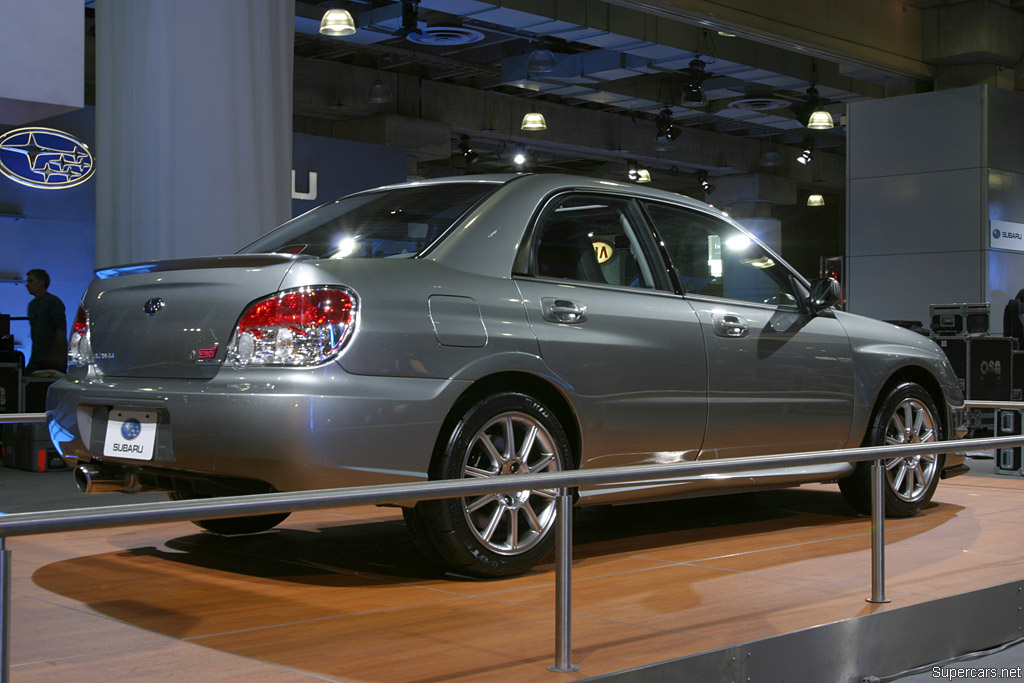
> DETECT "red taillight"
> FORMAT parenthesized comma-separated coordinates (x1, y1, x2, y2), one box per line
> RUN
(68, 304, 91, 366)
(72, 305, 87, 333)
(227, 287, 357, 367)
(237, 289, 353, 332)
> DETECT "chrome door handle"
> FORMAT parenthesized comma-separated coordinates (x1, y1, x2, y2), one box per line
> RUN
(713, 313, 748, 337)
(541, 297, 588, 324)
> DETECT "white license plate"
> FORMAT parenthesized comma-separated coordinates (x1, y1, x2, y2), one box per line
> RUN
(103, 409, 158, 460)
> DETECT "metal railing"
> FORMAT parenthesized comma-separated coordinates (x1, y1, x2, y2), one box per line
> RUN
(1, 409, 1024, 680)
(965, 400, 1024, 411)
(0, 413, 44, 425)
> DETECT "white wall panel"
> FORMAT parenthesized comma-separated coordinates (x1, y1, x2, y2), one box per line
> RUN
(848, 169, 984, 257)
(848, 87, 983, 180)
(847, 252, 984, 322)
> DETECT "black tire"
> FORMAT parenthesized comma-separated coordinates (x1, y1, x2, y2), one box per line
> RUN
(404, 392, 571, 578)
(839, 382, 944, 517)
(168, 491, 291, 535)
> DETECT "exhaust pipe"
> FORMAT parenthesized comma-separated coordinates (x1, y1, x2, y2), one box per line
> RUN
(74, 464, 144, 494)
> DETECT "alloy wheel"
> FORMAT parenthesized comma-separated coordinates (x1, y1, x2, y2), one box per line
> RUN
(460, 411, 561, 555)
(882, 397, 939, 502)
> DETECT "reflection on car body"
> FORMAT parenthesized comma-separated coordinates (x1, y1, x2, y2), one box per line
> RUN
(48, 173, 967, 577)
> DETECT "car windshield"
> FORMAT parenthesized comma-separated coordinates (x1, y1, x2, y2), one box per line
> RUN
(240, 182, 499, 259)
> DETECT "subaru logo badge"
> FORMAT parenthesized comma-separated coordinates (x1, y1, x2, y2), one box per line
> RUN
(994, 228, 1001, 239)
(121, 418, 142, 440)
(144, 298, 165, 316)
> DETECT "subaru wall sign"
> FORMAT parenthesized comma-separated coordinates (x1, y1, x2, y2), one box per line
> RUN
(0, 127, 95, 190)
(991, 219, 1024, 254)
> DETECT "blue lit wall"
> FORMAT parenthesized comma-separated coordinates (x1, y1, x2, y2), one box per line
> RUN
(1, 108, 407, 363)
(0, 107, 95, 363)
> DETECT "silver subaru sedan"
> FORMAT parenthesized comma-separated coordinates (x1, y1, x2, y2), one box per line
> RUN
(47, 173, 967, 577)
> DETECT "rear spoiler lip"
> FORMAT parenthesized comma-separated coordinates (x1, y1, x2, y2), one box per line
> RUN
(94, 253, 310, 280)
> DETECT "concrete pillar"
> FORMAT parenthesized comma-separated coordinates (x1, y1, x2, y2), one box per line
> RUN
(846, 85, 1024, 330)
(94, 0, 294, 268)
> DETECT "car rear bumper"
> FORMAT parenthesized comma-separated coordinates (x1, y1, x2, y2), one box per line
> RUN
(46, 366, 469, 492)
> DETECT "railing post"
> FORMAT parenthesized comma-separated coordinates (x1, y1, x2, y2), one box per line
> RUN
(1, 536, 10, 683)
(867, 458, 890, 604)
(548, 487, 578, 673)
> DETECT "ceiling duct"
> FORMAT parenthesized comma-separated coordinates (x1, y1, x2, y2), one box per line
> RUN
(404, 10, 484, 46)
(726, 84, 789, 112)
(727, 97, 789, 112)
(406, 25, 484, 46)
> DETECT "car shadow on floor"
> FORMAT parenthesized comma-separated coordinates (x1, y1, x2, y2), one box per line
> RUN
(31, 485, 960, 591)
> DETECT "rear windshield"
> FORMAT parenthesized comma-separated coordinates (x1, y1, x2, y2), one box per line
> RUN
(240, 182, 499, 259)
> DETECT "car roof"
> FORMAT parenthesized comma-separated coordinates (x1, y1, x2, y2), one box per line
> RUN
(356, 172, 724, 217)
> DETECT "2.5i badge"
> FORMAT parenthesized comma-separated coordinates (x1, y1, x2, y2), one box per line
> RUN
(103, 409, 157, 460)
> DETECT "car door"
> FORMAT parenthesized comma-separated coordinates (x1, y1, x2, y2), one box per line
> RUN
(513, 192, 708, 483)
(642, 200, 855, 459)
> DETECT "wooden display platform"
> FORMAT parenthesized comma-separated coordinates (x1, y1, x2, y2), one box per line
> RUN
(7, 475, 1024, 682)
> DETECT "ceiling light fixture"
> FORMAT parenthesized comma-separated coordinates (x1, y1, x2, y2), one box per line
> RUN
(697, 170, 715, 195)
(366, 80, 392, 104)
(796, 138, 814, 165)
(803, 84, 834, 130)
(654, 108, 681, 152)
(319, 8, 357, 36)
(681, 59, 709, 108)
(526, 47, 558, 74)
(807, 194, 825, 207)
(807, 109, 834, 130)
(366, 56, 392, 104)
(627, 162, 652, 183)
(521, 112, 547, 131)
(512, 144, 528, 167)
(759, 150, 781, 167)
(458, 134, 478, 164)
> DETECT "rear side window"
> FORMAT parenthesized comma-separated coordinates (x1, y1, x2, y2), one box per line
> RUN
(530, 194, 657, 289)
(240, 183, 498, 259)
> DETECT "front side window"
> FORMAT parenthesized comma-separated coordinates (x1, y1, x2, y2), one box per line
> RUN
(240, 183, 499, 259)
(531, 194, 657, 289)
(644, 201, 798, 306)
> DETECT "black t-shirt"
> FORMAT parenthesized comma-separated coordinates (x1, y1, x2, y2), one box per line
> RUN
(27, 291, 67, 372)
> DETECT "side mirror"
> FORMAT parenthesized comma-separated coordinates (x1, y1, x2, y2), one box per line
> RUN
(808, 277, 840, 313)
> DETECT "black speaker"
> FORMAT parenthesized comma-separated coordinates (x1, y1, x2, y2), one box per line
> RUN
(968, 337, 1014, 400)
(0, 363, 19, 414)
(937, 336, 1014, 400)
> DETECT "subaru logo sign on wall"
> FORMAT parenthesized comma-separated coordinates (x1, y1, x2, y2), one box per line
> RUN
(0, 127, 95, 189)
(991, 220, 1024, 254)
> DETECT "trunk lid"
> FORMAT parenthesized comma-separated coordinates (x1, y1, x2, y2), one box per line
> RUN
(85, 255, 305, 379)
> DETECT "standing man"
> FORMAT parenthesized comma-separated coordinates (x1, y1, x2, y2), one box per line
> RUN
(25, 269, 67, 374)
